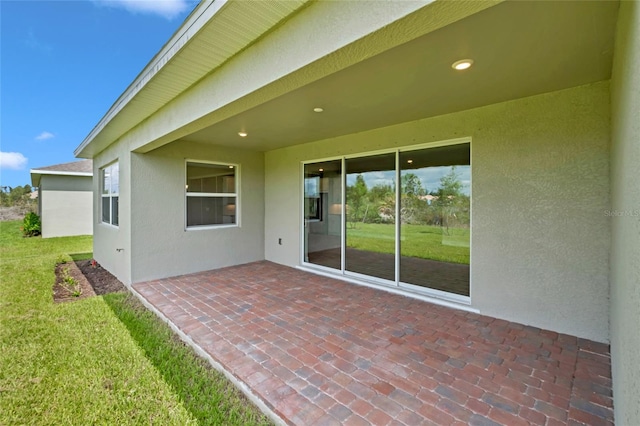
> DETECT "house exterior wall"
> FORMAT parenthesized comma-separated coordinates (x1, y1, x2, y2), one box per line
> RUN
(93, 142, 132, 285)
(129, 141, 265, 283)
(609, 1, 640, 424)
(265, 81, 610, 342)
(39, 174, 92, 238)
(37, 186, 42, 215)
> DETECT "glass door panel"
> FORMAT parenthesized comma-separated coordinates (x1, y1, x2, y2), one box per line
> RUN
(345, 153, 396, 282)
(304, 160, 342, 270)
(399, 144, 470, 296)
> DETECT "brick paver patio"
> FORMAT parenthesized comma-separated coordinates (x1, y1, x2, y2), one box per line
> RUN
(133, 261, 613, 425)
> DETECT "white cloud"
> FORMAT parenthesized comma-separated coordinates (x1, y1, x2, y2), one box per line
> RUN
(94, 0, 192, 19)
(35, 131, 55, 141)
(0, 152, 28, 170)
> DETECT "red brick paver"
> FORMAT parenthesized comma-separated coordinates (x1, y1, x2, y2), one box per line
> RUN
(132, 261, 613, 425)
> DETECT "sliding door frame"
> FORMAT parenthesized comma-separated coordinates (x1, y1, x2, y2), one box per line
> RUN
(300, 137, 472, 305)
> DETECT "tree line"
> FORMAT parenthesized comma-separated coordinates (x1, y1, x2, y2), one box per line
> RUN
(346, 167, 470, 234)
(0, 185, 36, 209)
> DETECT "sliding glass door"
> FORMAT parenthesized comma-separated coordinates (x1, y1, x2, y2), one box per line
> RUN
(345, 153, 396, 282)
(303, 160, 342, 270)
(399, 144, 470, 296)
(302, 141, 470, 299)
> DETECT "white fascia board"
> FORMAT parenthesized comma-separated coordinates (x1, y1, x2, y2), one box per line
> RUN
(73, 0, 229, 158)
(31, 169, 93, 186)
(30, 170, 93, 177)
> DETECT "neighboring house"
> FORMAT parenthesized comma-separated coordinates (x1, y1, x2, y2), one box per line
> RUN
(73, 1, 639, 423)
(30, 160, 93, 238)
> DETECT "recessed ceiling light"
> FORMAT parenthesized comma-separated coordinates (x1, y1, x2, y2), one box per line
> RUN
(407, 159, 413, 164)
(452, 59, 474, 70)
(229, 165, 234, 169)
(313, 107, 324, 113)
(318, 168, 324, 172)
(238, 131, 247, 137)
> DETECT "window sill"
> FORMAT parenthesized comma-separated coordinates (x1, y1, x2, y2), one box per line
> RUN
(185, 224, 239, 231)
(99, 222, 119, 230)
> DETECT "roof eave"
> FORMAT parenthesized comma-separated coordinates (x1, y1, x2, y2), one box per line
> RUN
(30, 172, 41, 188)
(30, 170, 93, 177)
(30, 169, 93, 187)
(74, 0, 229, 159)
(74, 0, 309, 159)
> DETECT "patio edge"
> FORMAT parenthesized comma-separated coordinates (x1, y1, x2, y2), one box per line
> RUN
(129, 285, 288, 426)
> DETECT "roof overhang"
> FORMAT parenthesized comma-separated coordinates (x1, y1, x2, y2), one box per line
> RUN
(74, 0, 312, 158)
(75, 0, 619, 157)
(179, 0, 619, 151)
(30, 170, 93, 187)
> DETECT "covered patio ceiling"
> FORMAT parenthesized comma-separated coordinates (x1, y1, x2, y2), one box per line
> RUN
(181, 0, 618, 152)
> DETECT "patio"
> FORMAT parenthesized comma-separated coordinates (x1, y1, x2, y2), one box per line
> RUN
(132, 261, 613, 426)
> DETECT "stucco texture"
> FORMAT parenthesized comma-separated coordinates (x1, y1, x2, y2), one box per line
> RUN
(265, 81, 611, 342)
(39, 175, 92, 238)
(93, 144, 132, 285)
(129, 141, 265, 284)
(609, 1, 640, 424)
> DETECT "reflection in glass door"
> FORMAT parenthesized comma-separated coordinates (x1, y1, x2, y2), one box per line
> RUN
(345, 154, 396, 282)
(399, 144, 470, 296)
(304, 160, 342, 270)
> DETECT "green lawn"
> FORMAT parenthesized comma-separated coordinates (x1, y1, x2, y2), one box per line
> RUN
(0, 221, 271, 425)
(347, 223, 470, 264)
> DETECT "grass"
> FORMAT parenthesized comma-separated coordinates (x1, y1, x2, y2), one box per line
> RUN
(0, 220, 271, 425)
(347, 222, 470, 264)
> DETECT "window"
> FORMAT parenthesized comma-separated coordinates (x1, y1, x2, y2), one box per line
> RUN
(101, 162, 119, 226)
(186, 162, 237, 228)
(304, 175, 321, 221)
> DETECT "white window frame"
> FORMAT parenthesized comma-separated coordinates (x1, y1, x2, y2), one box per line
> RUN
(100, 161, 119, 227)
(185, 160, 240, 230)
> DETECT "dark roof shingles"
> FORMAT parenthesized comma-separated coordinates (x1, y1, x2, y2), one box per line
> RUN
(34, 159, 93, 174)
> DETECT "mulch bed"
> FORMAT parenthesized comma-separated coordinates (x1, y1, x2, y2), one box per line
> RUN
(53, 260, 126, 303)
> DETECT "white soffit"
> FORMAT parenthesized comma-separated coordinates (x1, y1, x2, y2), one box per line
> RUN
(75, 0, 310, 158)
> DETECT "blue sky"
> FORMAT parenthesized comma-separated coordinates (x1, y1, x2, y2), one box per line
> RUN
(1, 0, 198, 189)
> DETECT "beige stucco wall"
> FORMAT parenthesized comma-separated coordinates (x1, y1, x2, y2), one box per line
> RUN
(128, 141, 265, 283)
(37, 186, 42, 216)
(39, 175, 92, 238)
(93, 142, 132, 285)
(265, 81, 611, 342)
(609, 1, 640, 424)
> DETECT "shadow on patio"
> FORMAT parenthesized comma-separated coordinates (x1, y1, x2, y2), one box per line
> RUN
(132, 261, 613, 426)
